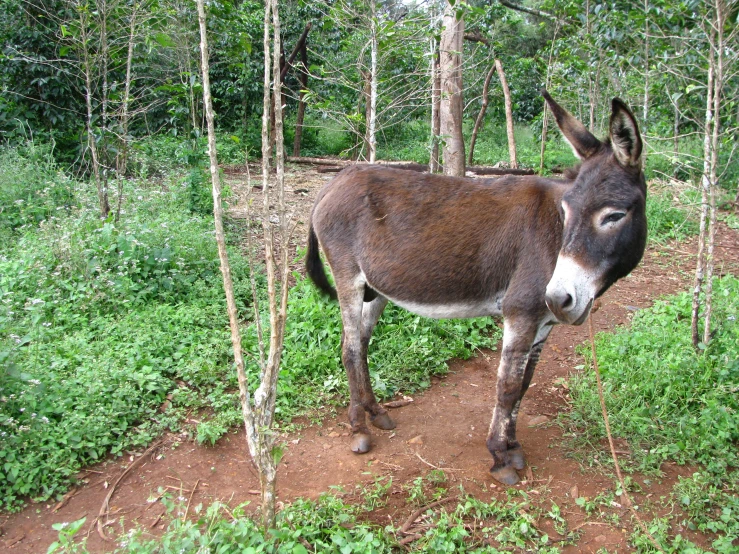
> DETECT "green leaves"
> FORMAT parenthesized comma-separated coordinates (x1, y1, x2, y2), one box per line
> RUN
(567, 275, 739, 474)
(153, 32, 175, 48)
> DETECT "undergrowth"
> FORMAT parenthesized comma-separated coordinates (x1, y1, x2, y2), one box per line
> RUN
(52, 482, 573, 553)
(564, 275, 739, 552)
(646, 188, 698, 244)
(0, 144, 499, 510)
(566, 275, 739, 475)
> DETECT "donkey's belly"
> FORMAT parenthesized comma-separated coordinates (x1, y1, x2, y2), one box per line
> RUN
(385, 294, 504, 319)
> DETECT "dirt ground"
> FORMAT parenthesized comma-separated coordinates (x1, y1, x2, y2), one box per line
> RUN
(3, 165, 739, 553)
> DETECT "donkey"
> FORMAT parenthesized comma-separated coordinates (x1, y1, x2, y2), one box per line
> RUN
(305, 92, 646, 485)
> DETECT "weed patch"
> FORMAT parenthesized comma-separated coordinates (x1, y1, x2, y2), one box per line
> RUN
(50, 483, 576, 553)
(646, 188, 698, 244)
(566, 275, 739, 475)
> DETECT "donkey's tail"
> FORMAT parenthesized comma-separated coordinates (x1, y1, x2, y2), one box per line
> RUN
(306, 224, 337, 301)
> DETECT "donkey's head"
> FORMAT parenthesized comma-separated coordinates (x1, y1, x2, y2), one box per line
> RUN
(543, 91, 647, 325)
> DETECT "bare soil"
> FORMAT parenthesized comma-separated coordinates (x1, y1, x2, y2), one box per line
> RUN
(3, 165, 739, 553)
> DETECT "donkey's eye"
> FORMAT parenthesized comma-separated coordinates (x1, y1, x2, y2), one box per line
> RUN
(602, 212, 626, 225)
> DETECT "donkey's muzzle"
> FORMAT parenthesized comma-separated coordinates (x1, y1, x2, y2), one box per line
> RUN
(545, 255, 597, 325)
(546, 287, 593, 325)
(545, 288, 573, 319)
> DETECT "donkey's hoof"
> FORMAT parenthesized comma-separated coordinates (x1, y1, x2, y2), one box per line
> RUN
(371, 412, 396, 430)
(509, 447, 526, 470)
(490, 465, 520, 486)
(351, 433, 372, 454)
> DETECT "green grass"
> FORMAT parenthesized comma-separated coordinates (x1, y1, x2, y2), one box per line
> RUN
(566, 275, 739, 474)
(0, 143, 500, 510)
(0, 157, 249, 508)
(564, 276, 739, 552)
(0, 142, 78, 241)
(51, 482, 572, 553)
(646, 188, 699, 244)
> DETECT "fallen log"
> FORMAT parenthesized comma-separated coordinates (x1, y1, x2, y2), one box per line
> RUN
(317, 166, 535, 175)
(291, 158, 536, 176)
(472, 167, 534, 176)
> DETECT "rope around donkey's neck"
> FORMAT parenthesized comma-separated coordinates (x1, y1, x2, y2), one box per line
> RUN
(587, 314, 665, 553)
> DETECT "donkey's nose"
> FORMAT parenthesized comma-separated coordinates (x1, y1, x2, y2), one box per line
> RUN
(545, 287, 575, 318)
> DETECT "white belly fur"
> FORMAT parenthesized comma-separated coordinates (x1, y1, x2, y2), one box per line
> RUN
(386, 294, 504, 319)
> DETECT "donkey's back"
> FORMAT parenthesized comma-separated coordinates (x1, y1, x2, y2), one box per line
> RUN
(309, 165, 567, 318)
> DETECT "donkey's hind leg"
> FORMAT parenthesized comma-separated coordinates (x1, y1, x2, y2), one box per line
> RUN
(360, 296, 395, 431)
(337, 283, 383, 454)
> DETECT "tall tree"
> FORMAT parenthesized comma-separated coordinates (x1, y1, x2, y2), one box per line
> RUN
(439, 0, 465, 176)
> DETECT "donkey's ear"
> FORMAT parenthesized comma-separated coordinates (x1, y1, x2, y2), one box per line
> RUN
(609, 98, 643, 168)
(542, 89, 601, 160)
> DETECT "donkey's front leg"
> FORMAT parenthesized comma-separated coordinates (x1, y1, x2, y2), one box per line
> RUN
(487, 320, 536, 485)
(506, 336, 548, 471)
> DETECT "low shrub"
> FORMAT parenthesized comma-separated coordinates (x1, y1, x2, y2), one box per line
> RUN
(0, 142, 77, 237)
(566, 275, 739, 475)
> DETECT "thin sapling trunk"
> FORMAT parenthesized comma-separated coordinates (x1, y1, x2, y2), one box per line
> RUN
(495, 59, 517, 169)
(468, 61, 495, 165)
(196, 0, 291, 529)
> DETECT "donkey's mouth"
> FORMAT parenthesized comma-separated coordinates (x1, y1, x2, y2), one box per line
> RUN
(571, 298, 594, 326)
(547, 295, 594, 326)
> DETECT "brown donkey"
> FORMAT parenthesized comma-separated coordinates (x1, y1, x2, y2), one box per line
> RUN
(306, 92, 646, 485)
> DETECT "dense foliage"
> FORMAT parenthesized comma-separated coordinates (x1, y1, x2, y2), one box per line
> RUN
(0, 144, 501, 510)
(1, 1, 737, 189)
(565, 276, 739, 552)
(568, 275, 739, 474)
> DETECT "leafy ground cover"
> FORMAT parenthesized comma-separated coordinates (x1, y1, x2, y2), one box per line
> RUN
(0, 144, 499, 511)
(564, 275, 739, 552)
(51, 476, 574, 553)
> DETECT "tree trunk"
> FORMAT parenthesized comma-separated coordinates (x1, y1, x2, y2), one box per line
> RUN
(362, 70, 371, 160)
(468, 62, 495, 165)
(691, 19, 716, 351)
(368, 0, 378, 163)
(440, 1, 465, 176)
(702, 0, 726, 346)
(195, 0, 260, 529)
(642, 0, 649, 136)
(292, 43, 308, 157)
(585, 0, 595, 132)
(430, 48, 441, 173)
(673, 92, 679, 160)
(495, 59, 517, 169)
(539, 105, 549, 175)
(116, 1, 139, 222)
(187, 49, 199, 134)
(79, 9, 108, 219)
(198, 0, 290, 532)
(99, 0, 109, 205)
(280, 23, 311, 81)
(539, 23, 559, 175)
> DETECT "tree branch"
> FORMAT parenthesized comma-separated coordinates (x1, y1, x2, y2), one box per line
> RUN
(498, 0, 559, 21)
